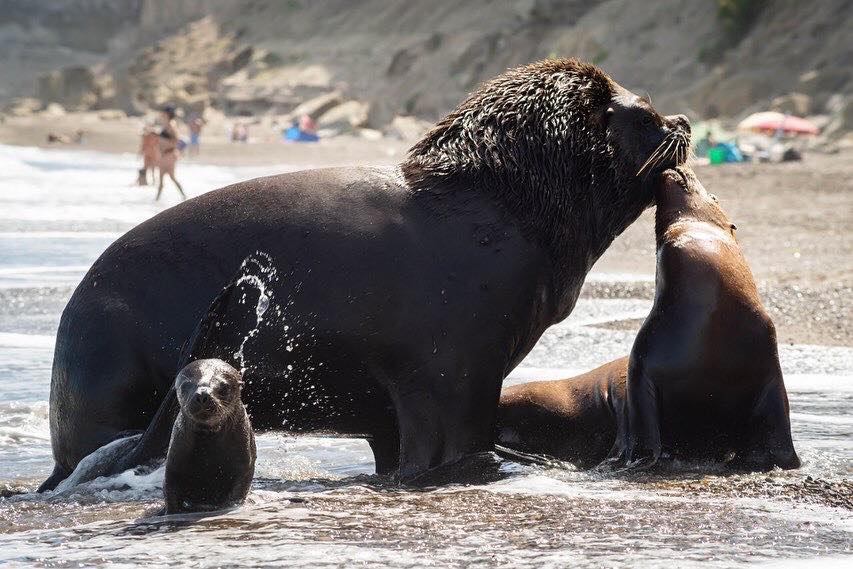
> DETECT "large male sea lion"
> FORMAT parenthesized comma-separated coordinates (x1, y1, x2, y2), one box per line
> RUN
(41, 58, 690, 490)
(496, 168, 800, 472)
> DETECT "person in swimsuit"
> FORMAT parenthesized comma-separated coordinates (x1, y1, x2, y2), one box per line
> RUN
(139, 126, 160, 186)
(156, 105, 187, 201)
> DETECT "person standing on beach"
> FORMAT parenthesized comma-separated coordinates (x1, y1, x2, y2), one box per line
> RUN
(187, 115, 205, 157)
(157, 105, 187, 201)
(139, 126, 160, 185)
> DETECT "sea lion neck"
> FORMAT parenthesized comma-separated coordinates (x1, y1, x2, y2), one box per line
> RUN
(654, 169, 733, 247)
(405, 164, 652, 299)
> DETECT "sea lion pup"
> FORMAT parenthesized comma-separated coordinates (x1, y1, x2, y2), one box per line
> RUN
(497, 168, 800, 472)
(42, 58, 691, 490)
(164, 359, 256, 513)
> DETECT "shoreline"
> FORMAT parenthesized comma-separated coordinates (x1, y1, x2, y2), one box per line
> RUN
(0, 112, 411, 168)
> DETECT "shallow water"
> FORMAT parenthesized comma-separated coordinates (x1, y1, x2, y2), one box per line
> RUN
(0, 145, 850, 567)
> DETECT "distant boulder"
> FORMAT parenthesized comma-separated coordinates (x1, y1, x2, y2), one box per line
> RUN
(37, 66, 99, 111)
(771, 93, 813, 117)
(290, 91, 344, 121)
(317, 101, 369, 133)
(383, 115, 432, 141)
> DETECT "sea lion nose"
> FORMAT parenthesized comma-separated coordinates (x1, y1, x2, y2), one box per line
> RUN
(191, 391, 214, 412)
(668, 114, 691, 135)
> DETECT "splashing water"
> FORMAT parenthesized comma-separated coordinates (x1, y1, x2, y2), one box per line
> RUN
(231, 252, 279, 374)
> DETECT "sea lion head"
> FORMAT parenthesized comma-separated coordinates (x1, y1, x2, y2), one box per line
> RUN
(402, 58, 691, 261)
(605, 88, 692, 180)
(175, 359, 244, 428)
(655, 167, 737, 238)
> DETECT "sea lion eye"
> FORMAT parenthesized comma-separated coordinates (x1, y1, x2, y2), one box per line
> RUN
(642, 115, 653, 126)
(730, 223, 738, 231)
(216, 383, 231, 397)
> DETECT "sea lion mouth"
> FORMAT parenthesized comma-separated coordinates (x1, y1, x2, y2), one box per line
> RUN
(186, 391, 226, 424)
(636, 130, 691, 178)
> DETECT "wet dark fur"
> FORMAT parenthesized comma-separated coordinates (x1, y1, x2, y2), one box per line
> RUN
(404, 59, 664, 290)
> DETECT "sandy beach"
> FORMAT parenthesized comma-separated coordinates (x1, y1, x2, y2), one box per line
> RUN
(3, 112, 850, 346)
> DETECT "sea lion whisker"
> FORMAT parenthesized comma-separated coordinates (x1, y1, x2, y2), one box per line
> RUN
(652, 135, 678, 165)
(662, 137, 681, 166)
(646, 137, 670, 163)
(650, 138, 679, 179)
(637, 138, 670, 176)
(638, 136, 676, 177)
(674, 142, 684, 166)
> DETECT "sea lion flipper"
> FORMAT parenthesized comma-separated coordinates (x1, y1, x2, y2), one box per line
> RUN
(88, 280, 245, 481)
(179, 253, 278, 370)
(119, 279, 248, 473)
(112, 389, 178, 474)
(728, 377, 801, 471)
(178, 280, 240, 367)
(606, 359, 662, 471)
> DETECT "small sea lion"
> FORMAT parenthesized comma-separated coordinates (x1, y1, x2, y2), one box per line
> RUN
(497, 358, 626, 469)
(164, 359, 255, 513)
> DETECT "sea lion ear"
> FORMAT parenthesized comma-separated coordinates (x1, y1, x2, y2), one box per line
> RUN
(602, 106, 614, 129)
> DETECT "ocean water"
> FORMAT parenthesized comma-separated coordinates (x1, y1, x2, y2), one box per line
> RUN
(0, 144, 850, 567)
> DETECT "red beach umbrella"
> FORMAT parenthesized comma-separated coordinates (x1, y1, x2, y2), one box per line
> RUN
(737, 111, 819, 135)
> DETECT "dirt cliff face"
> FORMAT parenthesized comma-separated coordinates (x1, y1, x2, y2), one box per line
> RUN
(2, 0, 852, 131)
(0, 0, 137, 102)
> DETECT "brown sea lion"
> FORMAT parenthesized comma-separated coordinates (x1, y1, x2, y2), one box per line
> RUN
(497, 168, 800, 472)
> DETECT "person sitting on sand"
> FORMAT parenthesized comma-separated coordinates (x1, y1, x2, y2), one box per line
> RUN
(47, 130, 84, 145)
(156, 105, 187, 201)
(298, 114, 316, 135)
(138, 126, 160, 186)
(232, 123, 248, 143)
